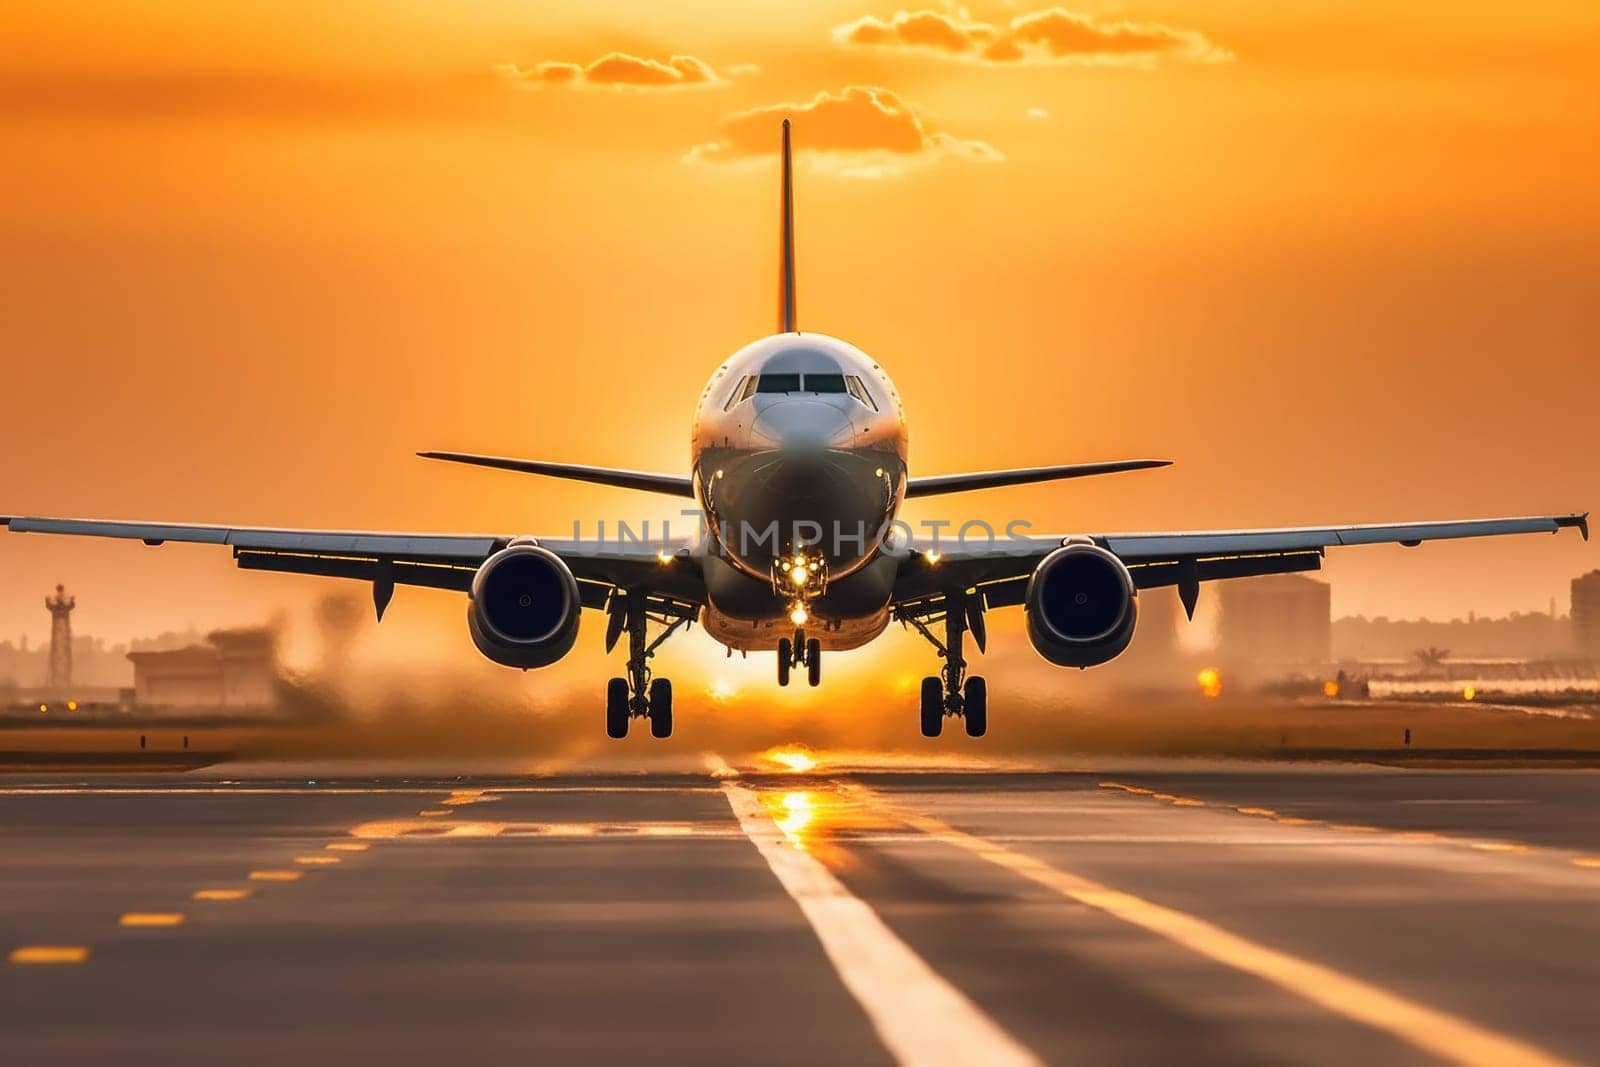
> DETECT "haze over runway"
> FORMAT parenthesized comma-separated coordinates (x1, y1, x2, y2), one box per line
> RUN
(6, 755, 1600, 1066)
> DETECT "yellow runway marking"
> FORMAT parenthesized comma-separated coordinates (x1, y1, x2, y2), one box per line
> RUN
(1276, 817, 1321, 826)
(10, 945, 89, 964)
(1172, 798, 1206, 807)
(295, 855, 340, 865)
(326, 841, 369, 852)
(119, 912, 185, 927)
(418, 809, 450, 817)
(248, 870, 302, 882)
(1572, 857, 1600, 869)
(1235, 807, 1277, 817)
(1470, 842, 1529, 854)
(193, 888, 251, 901)
(1329, 824, 1383, 833)
(877, 796, 1580, 1067)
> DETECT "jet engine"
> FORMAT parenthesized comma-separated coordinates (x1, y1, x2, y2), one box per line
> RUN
(467, 542, 581, 669)
(1024, 543, 1138, 668)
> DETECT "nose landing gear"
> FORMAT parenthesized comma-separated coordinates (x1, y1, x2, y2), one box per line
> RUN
(901, 593, 987, 738)
(777, 634, 822, 687)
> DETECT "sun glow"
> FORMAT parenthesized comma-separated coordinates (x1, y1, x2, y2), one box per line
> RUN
(764, 746, 819, 772)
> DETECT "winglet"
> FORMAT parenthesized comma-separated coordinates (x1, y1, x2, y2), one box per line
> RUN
(1554, 512, 1589, 541)
(778, 118, 797, 334)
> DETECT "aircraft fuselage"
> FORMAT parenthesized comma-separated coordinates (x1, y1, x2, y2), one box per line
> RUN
(691, 333, 908, 651)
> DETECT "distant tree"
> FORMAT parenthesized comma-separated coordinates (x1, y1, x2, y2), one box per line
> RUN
(1414, 646, 1451, 671)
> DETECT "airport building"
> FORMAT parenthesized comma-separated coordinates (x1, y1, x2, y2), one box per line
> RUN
(1218, 574, 1332, 666)
(1574, 570, 1600, 658)
(127, 628, 277, 711)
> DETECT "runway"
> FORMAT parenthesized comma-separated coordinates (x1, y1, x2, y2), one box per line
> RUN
(4, 758, 1600, 1066)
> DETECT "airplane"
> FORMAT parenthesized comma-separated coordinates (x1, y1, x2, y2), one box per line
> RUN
(3, 120, 1587, 740)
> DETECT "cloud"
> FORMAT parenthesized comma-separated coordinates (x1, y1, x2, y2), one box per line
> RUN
(834, 8, 1232, 66)
(689, 86, 1000, 176)
(496, 52, 728, 90)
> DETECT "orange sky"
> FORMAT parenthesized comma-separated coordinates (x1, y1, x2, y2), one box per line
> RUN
(3, 0, 1597, 656)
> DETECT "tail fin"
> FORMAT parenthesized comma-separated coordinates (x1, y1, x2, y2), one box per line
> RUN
(778, 119, 797, 333)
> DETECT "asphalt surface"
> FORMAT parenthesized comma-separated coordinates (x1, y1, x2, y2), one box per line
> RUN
(4, 758, 1600, 1066)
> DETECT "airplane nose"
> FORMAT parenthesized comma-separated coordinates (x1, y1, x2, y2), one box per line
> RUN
(750, 400, 856, 449)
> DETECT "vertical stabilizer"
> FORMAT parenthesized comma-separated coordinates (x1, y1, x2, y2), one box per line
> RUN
(778, 119, 797, 333)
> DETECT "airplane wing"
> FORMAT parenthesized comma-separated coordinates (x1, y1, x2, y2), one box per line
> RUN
(1, 516, 705, 618)
(892, 513, 1590, 618)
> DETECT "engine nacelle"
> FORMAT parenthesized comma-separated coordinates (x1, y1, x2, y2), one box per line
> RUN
(467, 543, 581, 669)
(1024, 543, 1138, 668)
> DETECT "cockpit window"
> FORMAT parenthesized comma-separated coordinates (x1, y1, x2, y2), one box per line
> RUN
(756, 373, 801, 393)
(846, 375, 879, 410)
(804, 373, 847, 394)
(723, 376, 748, 411)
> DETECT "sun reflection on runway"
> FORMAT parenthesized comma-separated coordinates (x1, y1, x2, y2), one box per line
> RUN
(775, 791, 816, 849)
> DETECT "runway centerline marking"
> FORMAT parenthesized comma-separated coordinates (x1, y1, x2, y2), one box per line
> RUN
(248, 870, 302, 882)
(722, 783, 1043, 1067)
(868, 790, 1580, 1067)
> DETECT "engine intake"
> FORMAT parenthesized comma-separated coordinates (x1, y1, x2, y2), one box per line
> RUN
(1025, 543, 1138, 668)
(467, 543, 581, 669)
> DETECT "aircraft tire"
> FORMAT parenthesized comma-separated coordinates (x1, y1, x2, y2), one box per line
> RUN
(649, 677, 673, 739)
(920, 677, 943, 737)
(606, 677, 630, 739)
(963, 676, 987, 738)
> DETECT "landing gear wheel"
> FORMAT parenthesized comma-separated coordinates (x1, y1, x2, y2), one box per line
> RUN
(605, 677, 630, 739)
(777, 638, 792, 686)
(648, 677, 673, 739)
(963, 676, 987, 738)
(806, 638, 821, 687)
(920, 677, 943, 738)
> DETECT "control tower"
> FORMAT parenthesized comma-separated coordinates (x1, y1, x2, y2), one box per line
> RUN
(46, 583, 75, 689)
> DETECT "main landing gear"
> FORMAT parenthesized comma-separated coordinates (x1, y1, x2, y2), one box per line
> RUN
(902, 594, 987, 738)
(605, 592, 693, 740)
(776, 633, 822, 688)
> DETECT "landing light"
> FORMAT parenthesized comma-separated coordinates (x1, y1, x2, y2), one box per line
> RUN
(926, 550, 941, 565)
(1197, 667, 1222, 699)
(656, 549, 672, 565)
(789, 604, 808, 626)
(1463, 684, 1477, 701)
(790, 565, 808, 586)
(1322, 681, 1339, 699)
(67, 700, 78, 712)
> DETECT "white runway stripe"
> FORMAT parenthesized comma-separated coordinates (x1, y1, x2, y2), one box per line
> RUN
(722, 783, 1043, 1067)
